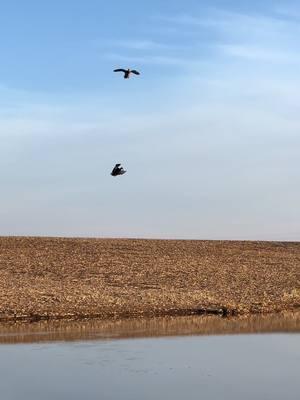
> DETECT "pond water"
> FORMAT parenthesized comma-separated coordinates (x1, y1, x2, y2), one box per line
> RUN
(0, 314, 299, 400)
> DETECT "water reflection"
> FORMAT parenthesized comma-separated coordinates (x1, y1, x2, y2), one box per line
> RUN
(0, 312, 299, 344)
(0, 333, 299, 400)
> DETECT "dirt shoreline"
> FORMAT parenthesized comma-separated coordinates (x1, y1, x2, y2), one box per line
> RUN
(0, 237, 299, 322)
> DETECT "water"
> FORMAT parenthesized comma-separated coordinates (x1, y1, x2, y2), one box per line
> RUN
(0, 315, 299, 400)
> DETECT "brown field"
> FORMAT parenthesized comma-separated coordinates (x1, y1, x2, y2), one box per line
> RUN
(0, 237, 299, 322)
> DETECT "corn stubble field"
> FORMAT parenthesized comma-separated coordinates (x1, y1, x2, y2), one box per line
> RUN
(0, 237, 299, 321)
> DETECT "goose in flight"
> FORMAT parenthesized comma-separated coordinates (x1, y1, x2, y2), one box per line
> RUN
(111, 163, 127, 176)
(113, 68, 140, 79)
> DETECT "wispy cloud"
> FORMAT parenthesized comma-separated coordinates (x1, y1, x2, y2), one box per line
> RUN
(105, 39, 171, 50)
(156, 7, 300, 43)
(157, 8, 295, 30)
(99, 5, 300, 76)
(219, 44, 299, 63)
(152, 6, 300, 69)
(104, 52, 196, 67)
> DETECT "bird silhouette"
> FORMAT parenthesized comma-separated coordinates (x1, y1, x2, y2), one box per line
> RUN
(111, 163, 127, 176)
(113, 68, 140, 79)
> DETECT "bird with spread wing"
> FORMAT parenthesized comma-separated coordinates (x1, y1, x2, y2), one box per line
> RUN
(113, 68, 140, 79)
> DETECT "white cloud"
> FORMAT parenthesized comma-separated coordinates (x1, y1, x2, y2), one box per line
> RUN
(104, 52, 196, 67)
(218, 44, 298, 63)
(105, 6, 300, 74)
(1, 73, 299, 239)
(157, 7, 300, 45)
(106, 39, 171, 50)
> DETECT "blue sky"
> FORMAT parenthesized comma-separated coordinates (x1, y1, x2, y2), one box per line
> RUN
(0, 0, 299, 240)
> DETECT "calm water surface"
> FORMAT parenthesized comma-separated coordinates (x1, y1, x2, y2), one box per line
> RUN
(0, 315, 299, 400)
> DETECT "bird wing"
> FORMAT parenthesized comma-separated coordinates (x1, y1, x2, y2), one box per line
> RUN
(131, 70, 140, 75)
(114, 69, 126, 73)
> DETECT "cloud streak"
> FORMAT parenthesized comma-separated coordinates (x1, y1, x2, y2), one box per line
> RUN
(106, 5, 300, 73)
(218, 44, 300, 63)
(104, 39, 172, 50)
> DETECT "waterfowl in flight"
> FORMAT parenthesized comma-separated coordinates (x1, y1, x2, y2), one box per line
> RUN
(111, 163, 127, 176)
(113, 68, 140, 79)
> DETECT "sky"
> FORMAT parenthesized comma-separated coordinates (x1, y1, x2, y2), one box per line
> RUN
(0, 0, 299, 240)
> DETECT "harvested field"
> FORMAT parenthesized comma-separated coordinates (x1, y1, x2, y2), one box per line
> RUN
(0, 237, 299, 322)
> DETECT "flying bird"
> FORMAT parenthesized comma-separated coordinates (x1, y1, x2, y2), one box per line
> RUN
(111, 163, 127, 176)
(113, 68, 140, 79)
